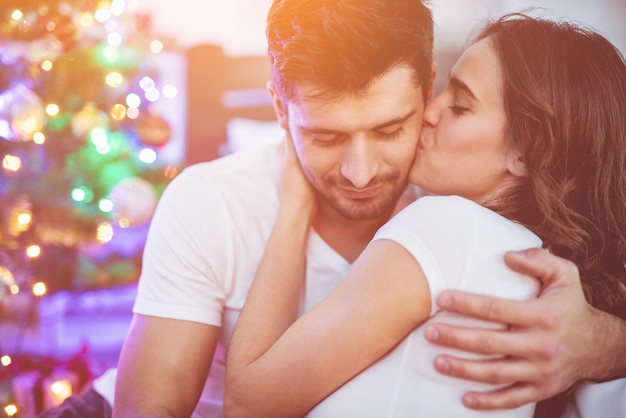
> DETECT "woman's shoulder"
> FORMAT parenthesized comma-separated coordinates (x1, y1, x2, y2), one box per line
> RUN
(386, 195, 540, 245)
(378, 195, 478, 242)
(396, 195, 481, 222)
(405, 195, 517, 225)
(413, 195, 484, 210)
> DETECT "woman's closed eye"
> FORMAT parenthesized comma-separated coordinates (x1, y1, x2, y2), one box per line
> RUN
(448, 105, 469, 115)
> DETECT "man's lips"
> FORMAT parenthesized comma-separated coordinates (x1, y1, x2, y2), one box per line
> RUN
(337, 184, 383, 199)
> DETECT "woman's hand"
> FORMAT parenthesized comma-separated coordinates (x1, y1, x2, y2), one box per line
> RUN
(279, 134, 316, 222)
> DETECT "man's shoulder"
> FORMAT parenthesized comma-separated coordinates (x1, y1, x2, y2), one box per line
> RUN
(173, 144, 280, 193)
(186, 143, 279, 178)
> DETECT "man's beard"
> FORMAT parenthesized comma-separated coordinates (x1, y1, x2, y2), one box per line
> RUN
(309, 173, 408, 221)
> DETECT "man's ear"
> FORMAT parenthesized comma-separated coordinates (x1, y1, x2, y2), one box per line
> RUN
(267, 80, 289, 130)
(426, 63, 437, 102)
(506, 150, 528, 178)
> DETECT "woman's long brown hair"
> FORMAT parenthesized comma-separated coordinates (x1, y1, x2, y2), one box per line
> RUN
(476, 13, 626, 417)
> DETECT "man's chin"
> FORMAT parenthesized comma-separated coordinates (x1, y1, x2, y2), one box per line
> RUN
(315, 181, 406, 221)
(330, 198, 398, 221)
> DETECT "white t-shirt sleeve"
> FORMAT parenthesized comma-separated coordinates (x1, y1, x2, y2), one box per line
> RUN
(373, 195, 541, 314)
(133, 166, 232, 326)
(562, 378, 626, 418)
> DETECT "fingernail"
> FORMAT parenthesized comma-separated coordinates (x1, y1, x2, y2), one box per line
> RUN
(439, 294, 451, 308)
(434, 356, 450, 372)
(424, 325, 439, 341)
(464, 395, 478, 408)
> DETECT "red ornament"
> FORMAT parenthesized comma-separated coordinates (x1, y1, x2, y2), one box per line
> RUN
(136, 113, 171, 148)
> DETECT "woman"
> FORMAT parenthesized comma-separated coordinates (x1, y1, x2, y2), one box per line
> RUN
(225, 14, 626, 418)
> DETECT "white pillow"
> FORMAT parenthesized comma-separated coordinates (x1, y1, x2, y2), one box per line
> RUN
(225, 117, 283, 154)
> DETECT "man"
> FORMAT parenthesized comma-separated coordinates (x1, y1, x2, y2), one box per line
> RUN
(113, 1, 625, 417)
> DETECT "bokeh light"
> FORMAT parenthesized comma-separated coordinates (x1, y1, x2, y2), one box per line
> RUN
(162, 84, 178, 99)
(33, 132, 46, 144)
(126, 93, 141, 108)
(26, 245, 41, 258)
(3, 155, 22, 172)
(99, 198, 114, 213)
(32, 281, 47, 297)
(45, 103, 60, 117)
(105, 72, 124, 88)
(139, 148, 157, 164)
(96, 222, 114, 243)
(150, 40, 164, 54)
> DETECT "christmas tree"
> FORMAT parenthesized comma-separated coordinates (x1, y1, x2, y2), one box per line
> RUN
(0, 1, 183, 414)
(0, 0, 179, 304)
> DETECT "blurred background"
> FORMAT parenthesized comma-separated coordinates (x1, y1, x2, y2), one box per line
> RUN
(0, 0, 624, 416)
(139, 0, 626, 55)
(140, 0, 626, 84)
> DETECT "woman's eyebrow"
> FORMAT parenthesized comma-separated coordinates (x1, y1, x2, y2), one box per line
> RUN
(448, 75, 479, 102)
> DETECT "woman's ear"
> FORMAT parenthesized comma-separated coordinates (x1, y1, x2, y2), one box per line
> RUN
(267, 80, 289, 130)
(506, 150, 528, 178)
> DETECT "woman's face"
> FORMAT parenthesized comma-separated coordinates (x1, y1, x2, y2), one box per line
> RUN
(410, 37, 522, 204)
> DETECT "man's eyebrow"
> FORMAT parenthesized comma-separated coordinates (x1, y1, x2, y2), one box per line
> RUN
(449, 75, 479, 102)
(373, 108, 417, 130)
(303, 108, 417, 135)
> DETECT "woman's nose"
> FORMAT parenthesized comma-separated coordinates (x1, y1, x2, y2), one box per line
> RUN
(422, 95, 442, 128)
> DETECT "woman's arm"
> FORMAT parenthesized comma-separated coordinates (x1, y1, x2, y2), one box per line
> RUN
(224, 137, 318, 358)
(224, 141, 432, 418)
(225, 237, 431, 418)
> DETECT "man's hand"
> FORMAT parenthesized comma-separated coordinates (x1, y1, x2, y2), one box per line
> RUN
(424, 248, 625, 410)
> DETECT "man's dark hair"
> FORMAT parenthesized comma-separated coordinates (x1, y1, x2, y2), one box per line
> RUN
(267, 0, 434, 102)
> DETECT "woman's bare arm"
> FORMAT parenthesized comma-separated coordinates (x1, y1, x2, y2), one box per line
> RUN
(225, 234, 431, 418)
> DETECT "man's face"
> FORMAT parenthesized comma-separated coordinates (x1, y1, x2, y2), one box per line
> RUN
(279, 65, 425, 220)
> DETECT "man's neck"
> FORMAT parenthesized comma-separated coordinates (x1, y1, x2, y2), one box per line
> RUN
(312, 185, 423, 263)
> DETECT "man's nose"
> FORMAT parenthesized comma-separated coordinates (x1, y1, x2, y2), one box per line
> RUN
(340, 138, 379, 188)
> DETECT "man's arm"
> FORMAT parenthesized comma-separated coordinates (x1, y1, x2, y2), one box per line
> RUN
(113, 314, 220, 418)
(424, 248, 626, 410)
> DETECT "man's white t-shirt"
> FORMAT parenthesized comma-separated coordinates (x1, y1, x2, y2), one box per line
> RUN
(308, 196, 542, 417)
(562, 378, 626, 418)
(132, 143, 351, 417)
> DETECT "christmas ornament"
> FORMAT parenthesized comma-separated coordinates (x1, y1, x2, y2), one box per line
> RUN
(0, 84, 46, 142)
(0, 36, 63, 65)
(136, 113, 171, 147)
(108, 177, 158, 226)
(25, 35, 65, 63)
(71, 102, 109, 138)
